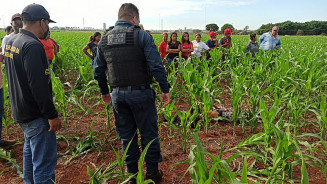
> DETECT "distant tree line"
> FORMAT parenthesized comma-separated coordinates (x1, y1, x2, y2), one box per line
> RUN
(256, 21, 327, 35)
(205, 21, 327, 36)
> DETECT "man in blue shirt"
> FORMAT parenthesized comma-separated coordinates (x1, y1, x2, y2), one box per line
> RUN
(206, 31, 219, 60)
(93, 3, 170, 183)
(4, 4, 61, 183)
(259, 26, 281, 50)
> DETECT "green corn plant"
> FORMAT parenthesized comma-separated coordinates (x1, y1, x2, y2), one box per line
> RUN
(136, 138, 157, 184)
(160, 101, 177, 136)
(310, 96, 327, 139)
(246, 84, 269, 133)
(65, 122, 99, 165)
(173, 134, 242, 184)
(51, 73, 69, 126)
(230, 69, 247, 134)
(87, 134, 136, 183)
(0, 148, 23, 178)
(1, 67, 15, 135)
(105, 104, 113, 132)
(112, 136, 134, 183)
(87, 162, 117, 184)
(173, 106, 200, 153)
(228, 95, 327, 184)
(200, 91, 214, 134)
(286, 93, 312, 136)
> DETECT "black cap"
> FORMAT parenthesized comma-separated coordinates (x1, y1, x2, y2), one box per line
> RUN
(5, 26, 12, 32)
(11, 13, 22, 21)
(21, 3, 56, 23)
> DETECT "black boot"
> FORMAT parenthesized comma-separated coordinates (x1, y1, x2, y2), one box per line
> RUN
(146, 169, 163, 183)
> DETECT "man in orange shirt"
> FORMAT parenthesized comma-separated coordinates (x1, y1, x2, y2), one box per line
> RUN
(40, 32, 55, 72)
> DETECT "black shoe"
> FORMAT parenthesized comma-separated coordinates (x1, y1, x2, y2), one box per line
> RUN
(0, 140, 4, 148)
(128, 178, 136, 184)
(146, 169, 163, 183)
(0, 140, 16, 148)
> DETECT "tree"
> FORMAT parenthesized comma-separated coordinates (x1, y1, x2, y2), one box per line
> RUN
(242, 25, 249, 34)
(296, 29, 303, 36)
(221, 23, 235, 32)
(205, 23, 219, 32)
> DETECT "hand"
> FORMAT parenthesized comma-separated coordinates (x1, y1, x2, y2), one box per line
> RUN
(274, 46, 279, 50)
(48, 117, 62, 132)
(161, 93, 170, 107)
(88, 55, 93, 59)
(102, 94, 112, 105)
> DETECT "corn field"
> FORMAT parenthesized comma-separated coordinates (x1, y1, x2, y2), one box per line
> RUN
(1, 31, 327, 184)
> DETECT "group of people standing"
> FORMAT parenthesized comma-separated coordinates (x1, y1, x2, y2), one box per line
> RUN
(83, 25, 282, 69)
(157, 26, 281, 64)
(157, 28, 234, 63)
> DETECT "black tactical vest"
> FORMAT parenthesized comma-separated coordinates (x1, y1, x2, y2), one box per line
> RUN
(101, 25, 151, 87)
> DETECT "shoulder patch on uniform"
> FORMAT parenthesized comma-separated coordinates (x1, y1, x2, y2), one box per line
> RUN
(107, 33, 126, 45)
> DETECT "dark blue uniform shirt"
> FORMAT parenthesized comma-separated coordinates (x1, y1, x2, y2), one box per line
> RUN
(93, 20, 170, 94)
(3, 29, 58, 123)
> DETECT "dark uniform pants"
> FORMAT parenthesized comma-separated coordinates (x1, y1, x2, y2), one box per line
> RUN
(111, 87, 162, 174)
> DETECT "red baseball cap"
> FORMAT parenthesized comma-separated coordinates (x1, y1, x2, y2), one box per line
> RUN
(209, 31, 219, 37)
(224, 29, 233, 34)
(11, 13, 22, 21)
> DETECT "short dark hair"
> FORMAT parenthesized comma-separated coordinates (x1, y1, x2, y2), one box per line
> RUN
(250, 33, 256, 40)
(22, 20, 38, 26)
(118, 3, 139, 20)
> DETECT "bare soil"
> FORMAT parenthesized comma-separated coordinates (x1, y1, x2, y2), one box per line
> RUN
(0, 77, 326, 183)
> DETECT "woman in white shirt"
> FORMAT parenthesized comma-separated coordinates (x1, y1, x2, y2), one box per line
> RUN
(192, 33, 210, 59)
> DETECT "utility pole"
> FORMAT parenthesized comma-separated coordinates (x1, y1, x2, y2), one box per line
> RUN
(83, 17, 85, 29)
(204, 6, 206, 28)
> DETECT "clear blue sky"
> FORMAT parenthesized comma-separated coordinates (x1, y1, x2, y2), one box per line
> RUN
(0, 0, 326, 30)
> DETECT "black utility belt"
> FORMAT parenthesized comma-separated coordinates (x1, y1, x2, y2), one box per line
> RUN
(111, 85, 151, 91)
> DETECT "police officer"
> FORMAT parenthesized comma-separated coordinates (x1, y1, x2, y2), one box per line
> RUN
(3, 4, 61, 183)
(93, 3, 170, 183)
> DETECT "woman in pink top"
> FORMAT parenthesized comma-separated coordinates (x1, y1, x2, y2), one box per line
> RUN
(180, 32, 193, 60)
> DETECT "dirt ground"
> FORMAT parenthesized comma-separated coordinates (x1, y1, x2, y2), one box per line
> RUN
(0, 94, 326, 184)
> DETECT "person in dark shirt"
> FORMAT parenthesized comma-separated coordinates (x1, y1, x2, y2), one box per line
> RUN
(245, 33, 259, 57)
(206, 31, 219, 60)
(3, 4, 61, 183)
(0, 13, 23, 147)
(166, 32, 181, 64)
(83, 32, 101, 66)
(219, 29, 233, 61)
(93, 3, 170, 183)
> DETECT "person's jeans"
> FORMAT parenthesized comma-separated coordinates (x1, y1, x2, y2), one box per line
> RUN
(0, 88, 4, 142)
(167, 57, 178, 65)
(49, 60, 56, 72)
(19, 118, 57, 184)
(111, 87, 162, 174)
